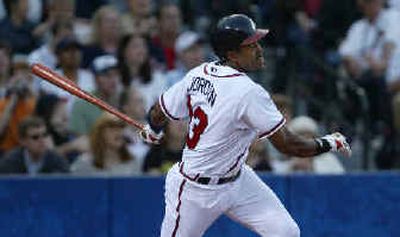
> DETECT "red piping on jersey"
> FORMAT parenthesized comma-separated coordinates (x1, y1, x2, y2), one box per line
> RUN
(186, 95, 193, 117)
(203, 64, 243, 78)
(171, 179, 186, 237)
(225, 149, 247, 175)
(258, 118, 286, 139)
(179, 162, 200, 181)
(160, 94, 180, 120)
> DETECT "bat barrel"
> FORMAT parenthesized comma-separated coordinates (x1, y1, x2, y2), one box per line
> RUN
(31, 63, 144, 130)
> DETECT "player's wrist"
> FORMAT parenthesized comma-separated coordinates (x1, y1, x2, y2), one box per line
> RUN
(146, 113, 164, 134)
(140, 124, 164, 145)
(314, 138, 331, 153)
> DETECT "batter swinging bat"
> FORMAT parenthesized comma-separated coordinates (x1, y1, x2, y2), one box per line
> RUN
(31, 63, 144, 130)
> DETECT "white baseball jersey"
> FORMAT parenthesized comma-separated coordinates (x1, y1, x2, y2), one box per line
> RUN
(159, 61, 285, 177)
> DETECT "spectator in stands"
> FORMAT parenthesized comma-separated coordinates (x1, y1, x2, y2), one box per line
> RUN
(339, 0, 400, 133)
(71, 113, 140, 176)
(28, 20, 74, 74)
(82, 5, 122, 68)
(40, 36, 95, 113)
(149, 2, 182, 70)
(0, 116, 69, 175)
(74, 0, 108, 20)
(69, 55, 122, 135)
(266, 0, 320, 94)
(314, 0, 360, 58)
(339, 0, 400, 169)
(0, 0, 38, 54)
(120, 0, 157, 37)
(143, 121, 186, 175)
(33, 0, 74, 41)
(9, 54, 37, 95)
(165, 31, 205, 88)
(117, 33, 166, 110)
(119, 87, 150, 171)
(0, 0, 43, 24)
(35, 94, 88, 163)
(0, 55, 37, 155)
(0, 41, 11, 98)
(287, 116, 345, 174)
(34, 0, 92, 44)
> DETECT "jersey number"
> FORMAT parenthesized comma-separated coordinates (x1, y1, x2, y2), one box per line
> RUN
(187, 97, 208, 149)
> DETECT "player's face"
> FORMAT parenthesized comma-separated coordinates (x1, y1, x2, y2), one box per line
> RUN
(236, 41, 265, 71)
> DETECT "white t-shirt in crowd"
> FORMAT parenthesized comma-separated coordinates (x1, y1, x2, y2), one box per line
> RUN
(339, 8, 400, 83)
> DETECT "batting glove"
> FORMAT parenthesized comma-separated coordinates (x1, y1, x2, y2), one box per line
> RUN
(316, 132, 352, 157)
(140, 124, 164, 145)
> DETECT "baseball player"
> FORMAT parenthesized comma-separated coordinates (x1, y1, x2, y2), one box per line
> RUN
(141, 14, 351, 237)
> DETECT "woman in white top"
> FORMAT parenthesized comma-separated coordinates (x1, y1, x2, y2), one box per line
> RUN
(117, 33, 166, 110)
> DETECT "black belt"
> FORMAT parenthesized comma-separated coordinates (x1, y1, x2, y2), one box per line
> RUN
(196, 170, 241, 185)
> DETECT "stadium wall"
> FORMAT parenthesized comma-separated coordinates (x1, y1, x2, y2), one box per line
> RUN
(0, 173, 399, 237)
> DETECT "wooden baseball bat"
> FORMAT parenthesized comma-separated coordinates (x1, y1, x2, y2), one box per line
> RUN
(31, 63, 144, 130)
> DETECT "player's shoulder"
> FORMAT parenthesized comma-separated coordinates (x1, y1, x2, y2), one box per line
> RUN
(183, 61, 265, 92)
(190, 61, 246, 79)
(241, 81, 272, 102)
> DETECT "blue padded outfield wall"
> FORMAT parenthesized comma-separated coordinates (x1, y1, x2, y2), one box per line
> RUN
(0, 173, 399, 237)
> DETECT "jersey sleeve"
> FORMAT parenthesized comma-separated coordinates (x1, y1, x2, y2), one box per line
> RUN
(239, 85, 285, 139)
(159, 77, 188, 120)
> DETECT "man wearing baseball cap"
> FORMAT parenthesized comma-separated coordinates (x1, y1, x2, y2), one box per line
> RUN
(69, 55, 122, 135)
(40, 36, 95, 115)
(166, 31, 206, 88)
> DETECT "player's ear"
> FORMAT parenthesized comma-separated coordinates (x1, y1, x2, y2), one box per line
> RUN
(226, 50, 240, 64)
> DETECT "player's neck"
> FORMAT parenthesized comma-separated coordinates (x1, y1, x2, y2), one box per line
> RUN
(224, 60, 246, 72)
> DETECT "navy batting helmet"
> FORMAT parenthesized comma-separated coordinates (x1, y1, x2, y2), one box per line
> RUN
(210, 14, 269, 60)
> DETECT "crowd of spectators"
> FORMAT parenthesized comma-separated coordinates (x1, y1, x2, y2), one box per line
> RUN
(0, 0, 399, 176)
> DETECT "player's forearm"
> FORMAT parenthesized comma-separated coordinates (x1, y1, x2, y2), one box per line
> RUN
(276, 134, 320, 157)
(269, 126, 323, 158)
(147, 102, 168, 132)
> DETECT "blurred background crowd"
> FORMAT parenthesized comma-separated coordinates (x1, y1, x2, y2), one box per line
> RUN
(0, 0, 399, 177)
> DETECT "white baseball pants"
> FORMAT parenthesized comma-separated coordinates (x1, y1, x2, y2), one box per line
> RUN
(160, 164, 300, 237)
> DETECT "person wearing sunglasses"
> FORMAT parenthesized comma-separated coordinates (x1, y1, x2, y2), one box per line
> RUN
(0, 116, 69, 175)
